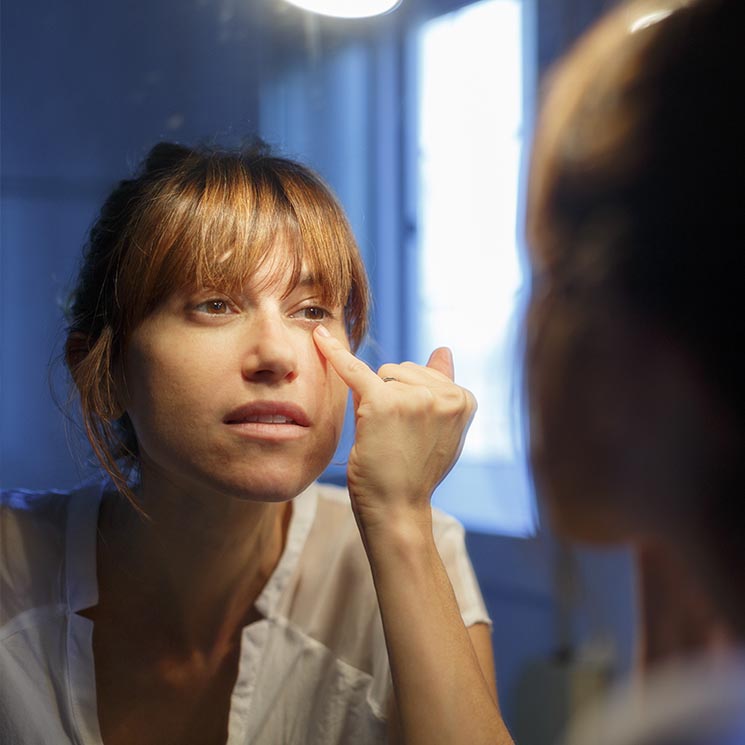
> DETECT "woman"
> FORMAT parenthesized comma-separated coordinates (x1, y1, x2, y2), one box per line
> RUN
(0, 142, 499, 745)
(525, 0, 745, 740)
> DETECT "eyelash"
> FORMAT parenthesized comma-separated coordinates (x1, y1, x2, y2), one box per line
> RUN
(292, 306, 333, 322)
(191, 298, 334, 323)
(193, 298, 232, 315)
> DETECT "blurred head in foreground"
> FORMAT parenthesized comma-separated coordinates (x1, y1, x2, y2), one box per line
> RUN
(524, 0, 744, 633)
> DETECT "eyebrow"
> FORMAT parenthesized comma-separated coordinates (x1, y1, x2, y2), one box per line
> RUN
(281, 273, 322, 297)
(290, 273, 331, 295)
(286, 272, 342, 306)
(297, 274, 319, 287)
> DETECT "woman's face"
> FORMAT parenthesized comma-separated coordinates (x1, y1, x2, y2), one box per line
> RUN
(119, 244, 350, 503)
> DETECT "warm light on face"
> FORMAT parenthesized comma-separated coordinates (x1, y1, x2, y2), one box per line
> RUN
(282, 0, 402, 19)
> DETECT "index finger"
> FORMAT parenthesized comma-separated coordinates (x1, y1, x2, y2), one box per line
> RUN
(313, 325, 384, 398)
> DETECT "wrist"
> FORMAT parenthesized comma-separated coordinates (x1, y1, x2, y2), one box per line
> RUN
(355, 506, 436, 564)
(352, 494, 432, 533)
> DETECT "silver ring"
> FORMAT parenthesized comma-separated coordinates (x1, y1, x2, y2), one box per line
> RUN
(382, 376, 398, 383)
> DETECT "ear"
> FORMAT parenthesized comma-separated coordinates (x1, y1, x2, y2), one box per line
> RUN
(65, 331, 90, 379)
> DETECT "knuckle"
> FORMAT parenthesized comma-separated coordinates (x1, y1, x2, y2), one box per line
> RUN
(377, 363, 398, 378)
(347, 358, 367, 376)
(438, 384, 477, 418)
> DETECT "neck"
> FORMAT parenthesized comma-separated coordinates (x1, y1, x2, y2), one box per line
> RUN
(634, 538, 737, 672)
(96, 472, 292, 654)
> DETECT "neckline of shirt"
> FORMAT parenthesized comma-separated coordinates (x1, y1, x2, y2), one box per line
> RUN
(61, 478, 320, 744)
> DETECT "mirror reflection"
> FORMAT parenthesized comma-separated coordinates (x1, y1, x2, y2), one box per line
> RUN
(6, 0, 728, 743)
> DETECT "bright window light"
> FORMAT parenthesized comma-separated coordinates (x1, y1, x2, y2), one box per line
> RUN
(417, 0, 536, 535)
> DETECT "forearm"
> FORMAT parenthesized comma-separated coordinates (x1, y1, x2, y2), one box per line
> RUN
(360, 513, 513, 745)
(309, 329, 506, 741)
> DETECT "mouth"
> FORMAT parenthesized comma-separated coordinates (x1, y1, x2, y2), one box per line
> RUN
(223, 401, 311, 439)
(238, 413, 300, 425)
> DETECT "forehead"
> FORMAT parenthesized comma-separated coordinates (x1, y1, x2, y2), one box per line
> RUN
(129, 190, 349, 309)
(231, 253, 331, 300)
(113, 152, 368, 348)
(196, 239, 344, 302)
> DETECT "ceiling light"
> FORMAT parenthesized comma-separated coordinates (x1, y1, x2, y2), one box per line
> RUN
(282, 0, 402, 19)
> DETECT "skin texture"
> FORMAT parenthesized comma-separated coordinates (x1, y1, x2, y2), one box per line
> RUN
(121, 251, 350, 506)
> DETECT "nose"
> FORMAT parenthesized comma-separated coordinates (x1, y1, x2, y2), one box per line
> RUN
(240, 311, 299, 384)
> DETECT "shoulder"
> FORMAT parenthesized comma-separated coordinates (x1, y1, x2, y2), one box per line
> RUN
(564, 651, 745, 745)
(1, 485, 75, 528)
(430, 505, 491, 628)
(430, 505, 467, 554)
(313, 482, 466, 537)
(310, 483, 472, 583)
(309, 483, 489, 627)
(310, 484, 465, 563)
(0, 481, 100, 626)
(1, 487, 73, 580)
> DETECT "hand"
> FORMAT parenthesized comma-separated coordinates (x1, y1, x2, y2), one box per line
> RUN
(313, 326, 477, 533)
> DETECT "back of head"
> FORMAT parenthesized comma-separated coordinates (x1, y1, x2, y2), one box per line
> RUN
(525, 0, 744, 592)
(530, 0, 744, 416)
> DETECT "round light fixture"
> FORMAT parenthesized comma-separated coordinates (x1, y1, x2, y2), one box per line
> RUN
(282, 0, 402, 19)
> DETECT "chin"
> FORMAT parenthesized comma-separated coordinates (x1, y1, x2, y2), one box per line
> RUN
(229, 486, 305, 503)
(221, 466, 322, 504)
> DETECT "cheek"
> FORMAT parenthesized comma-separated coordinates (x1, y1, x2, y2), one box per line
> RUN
(526, 300, 620, 538)
(311, 328, 350, 413)
(316, 355, 349, 423)
(328, 374, 349, 426)
(122, 333, 212, 438)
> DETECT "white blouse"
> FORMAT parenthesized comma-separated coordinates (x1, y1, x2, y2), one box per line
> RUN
(0, 480, 490, 745)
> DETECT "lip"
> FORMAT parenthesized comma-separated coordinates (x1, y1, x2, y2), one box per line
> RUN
(223, 401, 311, 436)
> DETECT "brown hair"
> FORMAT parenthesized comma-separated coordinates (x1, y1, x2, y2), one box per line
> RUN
(527, 0, 744, 420)
(66, 141, 370, 500)
(524, 0, 744, 575)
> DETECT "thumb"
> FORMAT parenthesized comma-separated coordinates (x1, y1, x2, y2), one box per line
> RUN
(426, 347, 454, 381)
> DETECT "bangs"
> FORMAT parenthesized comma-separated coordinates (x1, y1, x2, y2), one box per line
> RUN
(117, 152, 367, 345)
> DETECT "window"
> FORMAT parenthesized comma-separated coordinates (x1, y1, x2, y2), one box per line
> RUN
(258, 0, 536, 536)
(412, 0, 536, 535)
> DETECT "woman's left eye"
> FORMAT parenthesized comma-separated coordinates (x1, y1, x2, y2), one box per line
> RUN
(293, 306, 330, 322)
(194, 299, 231, 314)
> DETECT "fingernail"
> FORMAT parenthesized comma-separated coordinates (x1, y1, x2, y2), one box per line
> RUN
(314, 325, 331, 338)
